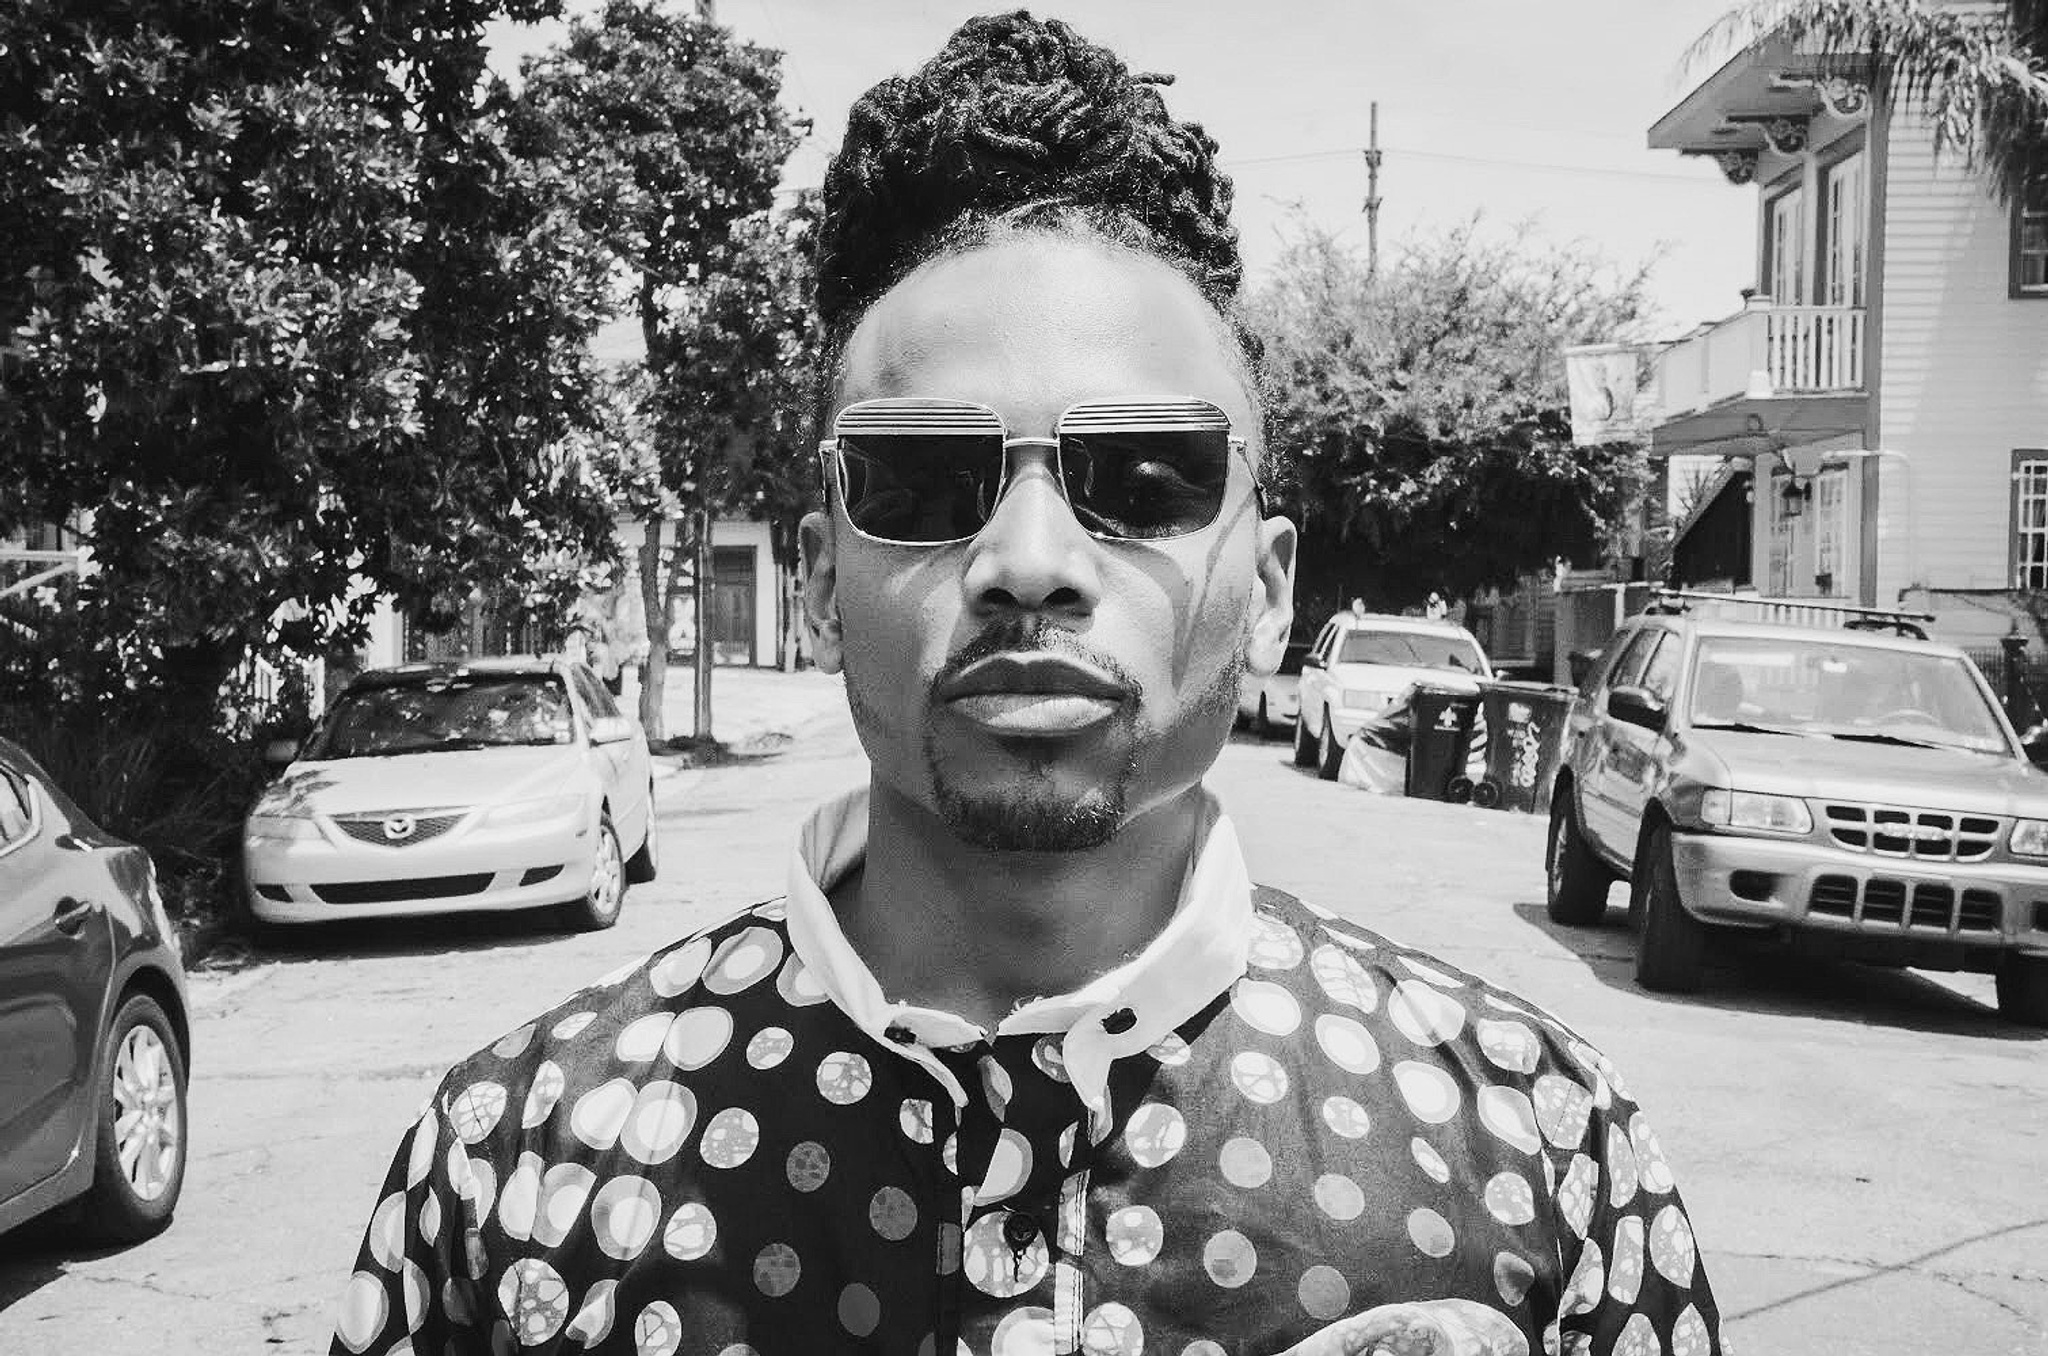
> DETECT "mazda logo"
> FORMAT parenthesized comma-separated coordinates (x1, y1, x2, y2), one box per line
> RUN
(381, 815, 417, 842)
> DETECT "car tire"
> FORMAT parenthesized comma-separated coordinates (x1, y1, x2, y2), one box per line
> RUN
(1254, 696, 1273, 740)
(1317, 719, 1343, 781)
(72, 992, 187, 1244)
(1632, 823, 1708, 993)
(1545, 790, 1613, 925)
(1995, 953, 2048, 1027)
(624, 784, 659, 884)
(561, 813, 626, 931)
(1292, 706, 1317, 767)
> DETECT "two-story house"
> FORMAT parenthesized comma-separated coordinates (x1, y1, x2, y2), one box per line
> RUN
(1633, 23, 2047, 649)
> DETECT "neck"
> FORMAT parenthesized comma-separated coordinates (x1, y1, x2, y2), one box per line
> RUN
(831, 780, 1205, 1029)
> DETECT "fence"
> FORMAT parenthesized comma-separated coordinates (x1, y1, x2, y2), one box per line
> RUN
(1964, 645, 2048, 732)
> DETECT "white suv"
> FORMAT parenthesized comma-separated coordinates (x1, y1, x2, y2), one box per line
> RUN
(1294, 613, 1492, 779)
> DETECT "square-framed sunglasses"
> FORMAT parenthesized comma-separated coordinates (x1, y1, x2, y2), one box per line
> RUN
(818, 396, 1261, 547)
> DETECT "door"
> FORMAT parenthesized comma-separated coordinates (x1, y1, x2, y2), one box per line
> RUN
(711, 546, 756, 666)
(1601, 633, 1684, 855)
(572, 666, 650, 854)
(1768, 188, 1805, 305)
(1579, 628, 1659, 859)
(0, 764, 110, 1201)
(1823, 152, 1865, 309)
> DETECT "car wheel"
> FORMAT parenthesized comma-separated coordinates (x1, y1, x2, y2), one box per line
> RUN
(72, 993, 187, 1244)
(624, 784, 659, 884)
(1253, 695, 1273, 740)
(1317, 719, 1343, 781)
(1632, 823, 1708, 993)
(1292, 706, 1317, 767)
(562, 813, 626, 931)
(1545, 790, 1613, 925)
(1995, 953, 2048, 1027)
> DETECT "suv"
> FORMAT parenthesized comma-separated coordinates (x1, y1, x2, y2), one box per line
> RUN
(1546, 609, 2048, 1023)
(1294, 613, 1491, 779)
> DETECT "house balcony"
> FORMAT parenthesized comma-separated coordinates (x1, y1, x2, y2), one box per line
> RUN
(1642, 299, 1871, 456)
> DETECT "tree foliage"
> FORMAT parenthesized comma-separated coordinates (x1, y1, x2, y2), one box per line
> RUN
(1251, 222, 1654, 617)
(0, 0, 625, 721)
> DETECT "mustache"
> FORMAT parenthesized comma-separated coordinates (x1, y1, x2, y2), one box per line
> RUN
(928, 617, 1144, 702)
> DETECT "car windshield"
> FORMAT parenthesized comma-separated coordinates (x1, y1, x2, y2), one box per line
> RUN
(1337, 630, 1484, 672)
(1686, 637, 2008, 753)
(309, 676, 575, 758)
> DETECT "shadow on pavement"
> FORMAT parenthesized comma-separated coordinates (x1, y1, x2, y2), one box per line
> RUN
(1510, 900, 2047, 1041)
(194, 907, 578, 971)
(0, 1217, 122, 1309)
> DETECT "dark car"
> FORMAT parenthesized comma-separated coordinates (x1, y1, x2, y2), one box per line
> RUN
(1546, 613, 2048, 1023)
(0, 737, 190, 1241)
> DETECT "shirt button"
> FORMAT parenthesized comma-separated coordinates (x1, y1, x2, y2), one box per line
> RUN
(1101, 1007, 1137, 1035)
(1002, 1213, 1038, 1249)
(884, 1024, 918, 1045)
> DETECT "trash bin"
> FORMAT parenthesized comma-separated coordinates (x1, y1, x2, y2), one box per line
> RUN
(1405, 686, 1483, 801)
(1474, 681, 1577, 814)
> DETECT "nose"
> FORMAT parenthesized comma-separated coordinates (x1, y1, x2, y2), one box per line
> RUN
(960, 448, 1103, 619)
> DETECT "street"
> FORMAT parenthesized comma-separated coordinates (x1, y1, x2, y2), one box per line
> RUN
(3, 698, 2045, 1356)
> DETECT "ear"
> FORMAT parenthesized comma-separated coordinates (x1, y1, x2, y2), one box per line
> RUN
(799, 510, 844, 675)
(1243, 512, 1297, 677)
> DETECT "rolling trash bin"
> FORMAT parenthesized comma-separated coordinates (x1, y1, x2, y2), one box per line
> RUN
(1405, 686, 1483, 801)
(1474, 681, 1576, 814)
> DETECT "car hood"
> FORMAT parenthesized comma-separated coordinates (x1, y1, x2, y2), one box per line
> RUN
(258, 746, 589, 816)
(1683, 728, 2047, 813)
(1330, 663, 1484, 694)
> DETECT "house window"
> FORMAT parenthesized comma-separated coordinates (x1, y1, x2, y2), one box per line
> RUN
(2016, 156, 2047, 296)
(1814, 467, 1848, 595)
(2015, 454, 2048, 589)
(1823, 152, 1866, 308)
(1768, 187, 1806, 304)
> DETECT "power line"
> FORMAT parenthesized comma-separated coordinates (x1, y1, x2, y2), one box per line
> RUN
(1221, 145, 1726, 186)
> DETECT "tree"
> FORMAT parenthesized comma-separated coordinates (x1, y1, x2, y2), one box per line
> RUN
(517, 0, 807, 742)
(0, 0, 622, 729)
(1693, 0, 2047, 196)
(1251, 222, 1654, 618)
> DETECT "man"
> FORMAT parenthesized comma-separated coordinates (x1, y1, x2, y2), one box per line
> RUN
(331, 14, 1721, 1355)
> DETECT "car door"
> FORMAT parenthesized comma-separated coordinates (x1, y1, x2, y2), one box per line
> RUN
(571, 666, 645, 849)
(1601, 631, 1685, 859)
(0, 759, 112, 1203)
(1300, 621, 1338, 735)
(1577, 627, 1658, 860)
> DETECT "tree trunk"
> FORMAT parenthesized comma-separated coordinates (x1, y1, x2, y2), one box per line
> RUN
(693, 499, 714, 740)
(637, 514, 667, 742)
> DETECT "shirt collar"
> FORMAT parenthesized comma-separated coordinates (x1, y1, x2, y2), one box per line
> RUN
(783, 785, 1253, 1122)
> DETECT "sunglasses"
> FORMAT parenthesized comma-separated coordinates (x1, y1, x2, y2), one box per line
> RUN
(819, 397, 1257, 546)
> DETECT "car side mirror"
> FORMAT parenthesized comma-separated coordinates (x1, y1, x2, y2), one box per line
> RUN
(262, 738, 300, 767)
(1606, 685, 1667, 732)
(1302, 654, 1324, 670)
(589, 715, 634, 745)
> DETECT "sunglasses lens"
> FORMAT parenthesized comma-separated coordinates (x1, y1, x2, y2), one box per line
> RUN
(1059, 430, 1231, 539)
(838, 435, 1004, 543)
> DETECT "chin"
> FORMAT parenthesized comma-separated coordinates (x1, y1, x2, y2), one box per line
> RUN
(933, 778, 1126, 852)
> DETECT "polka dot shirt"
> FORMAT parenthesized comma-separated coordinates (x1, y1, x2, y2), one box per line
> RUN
(331, 798, 1721, 1356)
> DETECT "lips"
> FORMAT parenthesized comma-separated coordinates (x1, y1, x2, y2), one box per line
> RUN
(937, 653, 1131, 736)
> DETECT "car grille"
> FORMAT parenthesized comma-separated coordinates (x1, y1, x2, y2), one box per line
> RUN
(1808, 874, 2004, 934)
(330, 812, 465, 847)
(311, 874, 493, 905)
(1819, 803, 2002, 862)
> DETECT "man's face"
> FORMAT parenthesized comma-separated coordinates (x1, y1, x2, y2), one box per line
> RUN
(802, 233, 1295, 850)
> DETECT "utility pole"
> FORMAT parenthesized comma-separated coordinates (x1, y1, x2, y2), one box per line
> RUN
(697, 0, 717, 20)
(1362, 101, 1382, 281)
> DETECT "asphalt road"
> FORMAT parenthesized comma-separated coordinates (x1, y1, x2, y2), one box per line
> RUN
(3, 705, 2044, 1355)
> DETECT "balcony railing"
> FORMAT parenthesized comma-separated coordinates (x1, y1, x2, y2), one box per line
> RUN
(1765, 305, 1864, 393)
(1644, 299, 1865, 424)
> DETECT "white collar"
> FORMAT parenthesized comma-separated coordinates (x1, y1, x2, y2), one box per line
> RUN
(783, 785, 1253, 1124)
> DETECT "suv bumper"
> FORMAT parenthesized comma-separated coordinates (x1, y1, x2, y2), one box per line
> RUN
(1670, 831, 2048, 959)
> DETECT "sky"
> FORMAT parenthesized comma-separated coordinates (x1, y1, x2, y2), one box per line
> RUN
(486, 0, 1766, 339)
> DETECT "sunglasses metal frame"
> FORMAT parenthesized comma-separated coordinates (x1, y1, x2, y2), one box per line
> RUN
(817, 396, 1261, 547)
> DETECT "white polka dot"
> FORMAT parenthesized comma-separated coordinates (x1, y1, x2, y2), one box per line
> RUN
(491, 1023, 536, 1059)
(565, 1278, 618, 1345)
(1649, 1204, 1697, 1285)
(498, 1258, 570, 1345)
(1059, 1122, 1079, 1165)
(1313, 1173, 1365, 1221)
(746, 1027, 793, 1069)
(1630, 1113, 1676, 1194)
(495, 1151, 542, 1241)
(1106, 1205, 1163, 1265)
(979, 1057, 1012, 1115)
(1534, 1074, 1595, 1149)
(458, 1152, 496, 1227)
(989, 1307, 1055, 1356)
(1393, 1061, 1460, 1123)
(1616, 1313, 1659, 1356)
(1124, 1102, 1188, 1167)
(521, 1061, 566, 1129)
(699, 1108, 759, 1168)
(1147, 1032, 1192, 1065)
(1558, 1153, 1599, 1239)
(1478, 1085, 1542, 1154)
(964, 1211, 1048, 1298)
(1321, 1096, 1371, 1139)
(1202, 1230, 1257, 1288)
(838, 1282, 881, 1337)
(816, 1051, 874, 1105)
(1310, 945, 1378, 1012)
(1485, 1171, 1536, 1226)
(753, 1242, 801, 1297)
(662, 1201, 718, 1260)
(591, 1175, 662, 1260)
(614, 1013, 673, 1063)
(368, 1192, 406, 1270)
(1313, 1014, 1380, 1075)
(649, 938, 712, 997)
(634, 1300, 682, 1356)
(705, 927, 783, 995)
(1475, 1018, 1541, 1074)
(1609, 1215, 1646, 1304)
(1081, 1301, 1143, 1355)
(1673, 1306, 1713, 1356)
(535, 1162, 597, 1247)
(1031, 1035, 1070, 1083)
(975, 1128, 1033, 1204)
(551, 1010, 596, 1040)
(1407, 1207, 1455, 1258)
(1219, 1136, 1272, 1188)
(1323, 924, 1378, 952)
(1389, 980, 1466, 1046)
(1410, 1136, 1450, 1184)
(1398, 955, 1463, 987)
(1231, 978, 1302, 1036)
(1495, 1251, 1536, 1306)
(662, 1007, 734, 1071)
(448, 1082, 507, 1144)
(570, 1079, 637, 1151)
(404, 1111, 436, 1187)
(900, 1098, 935, 1144)
(1182, 1344, 1227, 1356)
(1230, 1051, 1290, 1105)
(620, 1081, 696, 1165)
(1248, 912, 1307, 969)
(785, 1140, 831, 1192)
(418, 1191, 441, 1247)
(1607, 1122, 1642, 1207)
(775, 953, 830, 1006)
(1298, 1265, 1351, 1321)
(870, 1186, 918, 1241)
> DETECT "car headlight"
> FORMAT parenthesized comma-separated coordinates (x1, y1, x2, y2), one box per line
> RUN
(1699, 788, 1813, 836)
(484, 794, 587, 828)
(2009, 819, 2048, 857)
(245, 813, 320, 842)
(1341, 688, 1387, 710)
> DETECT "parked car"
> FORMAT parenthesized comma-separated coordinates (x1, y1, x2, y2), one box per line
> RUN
(1294, 613, 1492, 779)
(0, 737, 190, 1242)
(1237, 641, 1310, 737)
(244, 657, 657, 931)
(1546, 611, 2048, 1023)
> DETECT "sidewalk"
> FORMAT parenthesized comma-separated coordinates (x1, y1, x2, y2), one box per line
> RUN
(630, 663, 847, 784)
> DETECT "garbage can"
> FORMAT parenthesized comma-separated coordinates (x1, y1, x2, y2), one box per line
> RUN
(1405, 686, 1483, 801)
(1474, 681, 1577, 814)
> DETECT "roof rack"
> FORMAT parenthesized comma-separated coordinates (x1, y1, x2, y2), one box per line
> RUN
(1643, 589, 1935, 639)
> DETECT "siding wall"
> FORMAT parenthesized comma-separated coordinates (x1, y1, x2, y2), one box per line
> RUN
(1874, 100, 2048, 608)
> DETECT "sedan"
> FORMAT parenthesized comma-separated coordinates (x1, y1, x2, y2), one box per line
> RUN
(243, 657, 657, 930)
(0, 737, 190, 1243)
